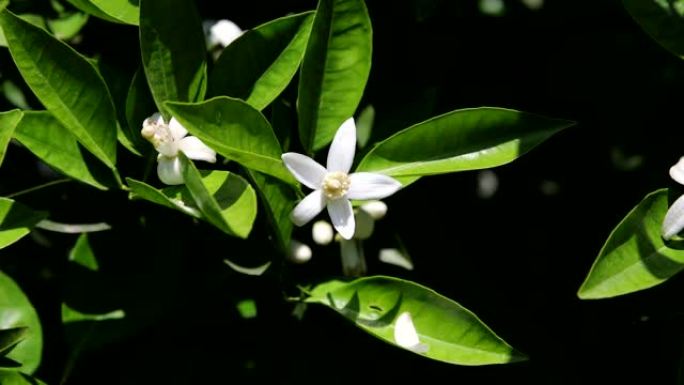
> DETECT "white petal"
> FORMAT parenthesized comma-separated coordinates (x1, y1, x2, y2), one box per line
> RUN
(168, 117, 188, 140)
(143, 112, 164, 127)
(157, 156, 184, 185)
(360, 200, 388, 220)
(282, 153, 327, 190)
(291, 190, 326, 226)
(210, 19, 243, 48)
(178, 136, 216, 163)
(312, 220, 334, 245)
(327, 198, 355, 239)
(379, 248, 414, 270)
(662, 194, 684, 239)
(326, 117, 356, 173)
(347, 172, 402, 200)
(394, 312, 429, 353)
(670, 157, 684, 185)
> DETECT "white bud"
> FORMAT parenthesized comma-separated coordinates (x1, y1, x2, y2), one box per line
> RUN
(354, 209, 375, 240)
(312, 220, 334, 245)
(340, 239, 366, 277)
(288, 240, 312, 264)
(476, 170, 498, 199)
(360, 200, 388, 220)
(670, 156, 684, 185)
(206, 19, 243, 48)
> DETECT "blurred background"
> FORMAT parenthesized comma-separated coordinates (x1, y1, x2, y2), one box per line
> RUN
(2, 0, 684, 384)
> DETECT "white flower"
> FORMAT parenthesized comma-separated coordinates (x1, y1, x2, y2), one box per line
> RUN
(394, 312, 429, 353)
(203, 19, 243, 49)
(141, 113, 216, 185)
(663, 157, 684, 239)
(281, 118, 402, 239)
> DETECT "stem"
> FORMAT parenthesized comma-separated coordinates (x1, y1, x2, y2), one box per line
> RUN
(5, 178, 71, 198)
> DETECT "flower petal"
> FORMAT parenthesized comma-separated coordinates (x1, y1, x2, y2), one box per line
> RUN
(327, 198, 355, 239)
(291, 190, 326, 226)
(326, 117, 356, 173)
(168, 117, 188, 140)
(347, 172, 402, 200)
(210, 19, 243, 48)
(282, 153, 327, 189)
(662, 194, 684, 239)
(157, 156, 184, 185)
(670, 157, 684, 185)
(178, 136, 217, 163)
(143, 112, 164, 127)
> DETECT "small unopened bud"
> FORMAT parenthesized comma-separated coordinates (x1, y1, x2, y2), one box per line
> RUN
(340, 239, 366, 277)
(354, 209, 375, 240)
(288, 240, 312, 264)
(360, 200, 388, 220)
(312, 220, 334, 245)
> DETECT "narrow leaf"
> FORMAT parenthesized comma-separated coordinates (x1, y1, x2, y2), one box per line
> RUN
(90, 0, 139, 26)
(127, 177, 202, 218)
(246, 169, 295, 253)
(306, 276, 525, 366)
(0, 9, 119, 169)
(0, 198, 47, 250)
(578, 189, 684, 299)
(63, 0, 120, 24)
(166, 97, 295, 184)
(298, 0, 372, 152)
(0, 109, 22, 167)
(357, 107, 573, 182)
(623, 0, 684, 58)
(209, 11, 314, 110)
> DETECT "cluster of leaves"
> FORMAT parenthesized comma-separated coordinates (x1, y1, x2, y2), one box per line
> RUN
(0, 0, 576, 382)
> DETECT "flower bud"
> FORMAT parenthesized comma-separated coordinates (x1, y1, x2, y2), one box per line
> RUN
(288, 240, 312, 264)
(312, 220, 334, 245)
(354, 209, 375, 240)
(360, 200, 388, 220)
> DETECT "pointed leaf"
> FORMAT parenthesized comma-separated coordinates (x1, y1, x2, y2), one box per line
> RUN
(139, 0, 206, 118)
(623, 0, 684, 59)
(0, 110, 22, 167)
(124, 68, 155, 155)
(578, 189, 684, 299)
(13, 111, 113, 190)
(0, 9, 119, 169)
(245, 169, 295, 253)
(0, 271, 42, 373)
(209, 11, 314, 110)
(357, 107, 573, 182)
(298, 0, 372, 152)
(0, 198, 47, 250)
(127, 177, 202, 218)
(90, 0, 139, 25)
(306, 276, 525, 366)
(0, 371, 46, 385)
(179, 154, 257, 238)
(166, 97, 295, 184)
(0, 328, 27, 356)
(63, 0, 120, 24)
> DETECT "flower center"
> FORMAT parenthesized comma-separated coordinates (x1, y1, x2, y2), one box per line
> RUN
(141, 119, 178, 157)
(322, 171, 351, 200)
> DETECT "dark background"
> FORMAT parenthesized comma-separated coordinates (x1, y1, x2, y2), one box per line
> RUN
(2, 0, 684, 384)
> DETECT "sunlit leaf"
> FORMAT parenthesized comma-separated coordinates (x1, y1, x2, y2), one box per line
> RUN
(245, 170, 295, 253)
(0, 198, 47, 250)
(0, 271, 42, 373)
(90, 0, 139, 25)
(306, 276, 524, 366)
(47, 11, 88, 40)
(0, 109, 22, 167)
(578, 189, 684, 299)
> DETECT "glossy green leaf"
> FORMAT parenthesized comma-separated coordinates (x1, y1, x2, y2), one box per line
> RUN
(623, 0, 684, 58)
(578, 189, 684, 299)
(166, 97, 295, 184)
(179, 154, 257, 238)
(0, 271, 42, 373)
(246, 170, 295, 253)
(127, 178, 202, 218)
(0, 10, 118, 169)
(209, 12, 314, 110)
(14, 111, 113, 190)
(0, 14, 47, 48)
(69, 234, 99, 271)
(0, 371, 46, 385)
(124, 68, 155, 155)
(356, 104, 375, 148)
(0, 198, 47, 250)
(306, 276, 524, 366)
(298, 0, 372, 152)
(47, 11, 88, 40)
(357, 108, 573, 182)
(90, 0, 139, 25)
(64, 0, 120, 24)
(140, 0, 206, 118)
(0, 109, 22, 167)
(0, 328, 27, 356)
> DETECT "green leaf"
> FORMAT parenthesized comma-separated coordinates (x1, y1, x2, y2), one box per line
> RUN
(90, 0, 139, 25)
(623, 0, 684, 58)
(0, 10, 118, 169)
(357, 107, 573, 182)
(245, 170, 295, 253)
(0, 109, 22, 167)
(0, 198, 47, 250)
(127, 178, 202, 218)
(166, 97, 296, 184)
(64, 0, 120, 24)
(13, 111, 113, 190)
(47, 11, 88, 40)
(0, 328, 27, 356)
(356, 104, 375, 149)
(0, 14, 47, 48)
(306, 276, 524, 366)
(578, 189, 684, 299)
(61, 303, 125, 323)
(124, 68, 155, 155)
(69, 234, 99, 271)
(0, 371, 46, 385)
(298, 0, 372, 152)
(179, 154, 257, 238)
(0, 271, 42, 373)
(209, 12, 314, 111)
(139, 0, 207, 118)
